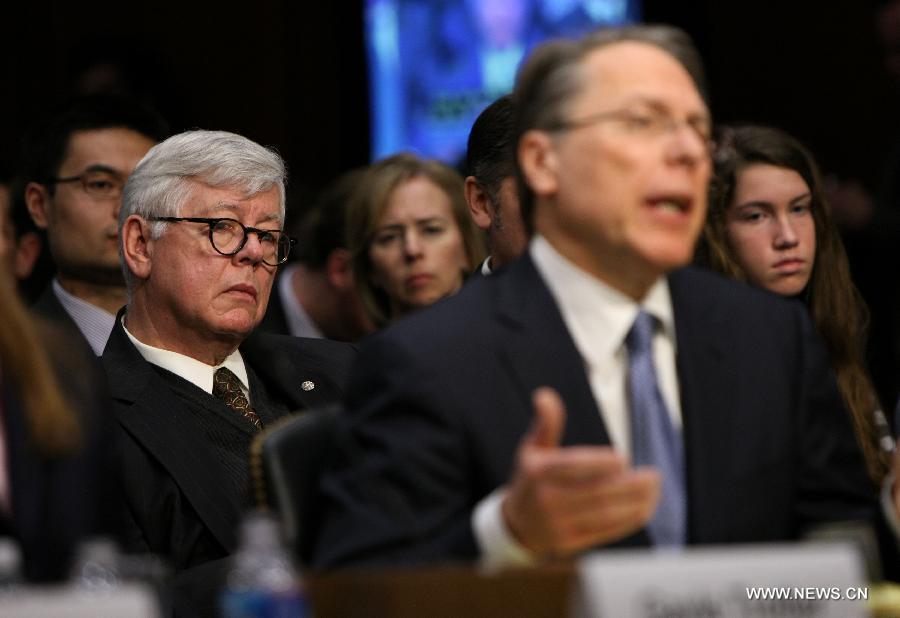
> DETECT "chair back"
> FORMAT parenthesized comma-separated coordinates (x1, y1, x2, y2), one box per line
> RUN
(250, 403, 342, 564)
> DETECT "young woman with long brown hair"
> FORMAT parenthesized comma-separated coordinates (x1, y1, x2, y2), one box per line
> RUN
(697, 124, 892, 483)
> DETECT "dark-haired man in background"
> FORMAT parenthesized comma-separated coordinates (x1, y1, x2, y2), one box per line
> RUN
(259, 169, 373, 341)
(464, 94, 528, 275)
(23, 94, 168, 355)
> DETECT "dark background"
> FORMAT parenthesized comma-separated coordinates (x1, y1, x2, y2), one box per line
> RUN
(1, 0, 896, 210)
(5, 0, 900, 403)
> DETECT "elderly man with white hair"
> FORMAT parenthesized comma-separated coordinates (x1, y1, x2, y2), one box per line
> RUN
(102, 130, 354, 601)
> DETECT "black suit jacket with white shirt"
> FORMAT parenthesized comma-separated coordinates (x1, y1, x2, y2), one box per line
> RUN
(102, 316, 355, 573)
(314, 253, 882, 568)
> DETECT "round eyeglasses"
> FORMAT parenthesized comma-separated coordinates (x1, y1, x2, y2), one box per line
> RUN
(149, 216, 296, 266)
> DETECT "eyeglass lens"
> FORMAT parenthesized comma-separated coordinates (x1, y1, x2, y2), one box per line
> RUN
(210, 219, 290, 265)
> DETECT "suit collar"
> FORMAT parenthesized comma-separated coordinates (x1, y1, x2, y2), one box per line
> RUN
(121, 316, 249, 395)
(529, 235, 675, 378)
(494, 254, 610, 447)
(105, 311, 333, 411)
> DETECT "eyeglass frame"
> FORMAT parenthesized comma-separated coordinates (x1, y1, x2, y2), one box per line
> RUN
(543, 106, 715, 153)
(49, 165, 127, 200)
(148, 216, 297, 266)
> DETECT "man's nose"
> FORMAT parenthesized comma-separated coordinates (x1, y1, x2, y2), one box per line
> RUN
(237, 231, 265, 264)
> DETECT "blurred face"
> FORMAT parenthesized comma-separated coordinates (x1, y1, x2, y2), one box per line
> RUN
(368, 176, 470, 318)
(38, 128, 155, 285)
(142, 183, 281, 348)
(724, 163, 816, 296)
(527, 42, 711, 299)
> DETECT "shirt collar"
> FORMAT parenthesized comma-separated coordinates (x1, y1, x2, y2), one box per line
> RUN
(51, 278, 117, 355)
(121, 315, 249, 395)
(529, 235, 675, 370)
(480, 255, 494, 276)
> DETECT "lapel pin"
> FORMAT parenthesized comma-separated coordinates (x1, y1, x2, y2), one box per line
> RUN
(301, 380, 315, 392)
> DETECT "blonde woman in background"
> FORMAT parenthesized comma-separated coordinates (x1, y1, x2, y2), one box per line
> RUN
(347, 153, 486, 328)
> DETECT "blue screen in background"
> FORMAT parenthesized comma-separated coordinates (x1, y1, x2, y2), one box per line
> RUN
(366, 0, 641, 166)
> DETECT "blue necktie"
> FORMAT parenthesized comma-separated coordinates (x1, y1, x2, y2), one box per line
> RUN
(625, 310, 686, 546)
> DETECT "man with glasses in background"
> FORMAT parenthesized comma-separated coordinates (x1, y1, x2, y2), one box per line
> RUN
(23, 94, 169, 355)
(106, 129, 355, 612)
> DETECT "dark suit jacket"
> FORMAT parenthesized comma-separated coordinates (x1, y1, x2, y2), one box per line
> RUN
(314, 254, 880, 568)
(1, 320, 117, 582)
(31, 285, 96, 358)
(102, 318, 355, 574)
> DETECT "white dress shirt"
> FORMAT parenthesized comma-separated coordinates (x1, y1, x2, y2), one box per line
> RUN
(52, 279, 116, 356)
(122, 317, 250, 397)
(473, 235, 682, 568)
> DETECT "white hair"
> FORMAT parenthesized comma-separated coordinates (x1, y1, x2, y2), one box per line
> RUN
(119, 129, 287, 291)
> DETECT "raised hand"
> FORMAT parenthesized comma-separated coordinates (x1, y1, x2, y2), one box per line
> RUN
(501, 387, 662, 557)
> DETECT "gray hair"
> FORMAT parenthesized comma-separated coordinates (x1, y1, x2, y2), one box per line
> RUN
(119, 129, 287, 291)
(513, 24, 707, 230)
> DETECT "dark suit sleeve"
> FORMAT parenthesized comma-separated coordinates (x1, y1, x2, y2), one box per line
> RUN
(792, 303, 899, 577)
(793, 305, 879, 527)
(312, 332, 479, 569)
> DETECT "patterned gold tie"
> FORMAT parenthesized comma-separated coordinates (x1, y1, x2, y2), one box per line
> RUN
(212, 367, 262, 429)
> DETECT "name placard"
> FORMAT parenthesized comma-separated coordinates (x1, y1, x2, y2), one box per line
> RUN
(1, 583, 160, 617)
(573, 543, 867, 618)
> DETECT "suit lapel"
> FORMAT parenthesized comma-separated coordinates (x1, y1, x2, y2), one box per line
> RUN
(103, 319, 241, 552)
(669, 268, 738, 542)
(493, 256, 648, 549)
(32, 285, 72, 323)
(494, 255, 610, 447)
(31, 286, 93, 352)
(241, 332, 342, 411)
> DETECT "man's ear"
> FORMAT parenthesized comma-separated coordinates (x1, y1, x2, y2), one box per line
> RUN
(25, 182, 52, 230)
(518, 130, 559, 199)
(122, 215, 153, 281)
(13, 231, 41, 280)
(325, 247, 356, 292)
(464, 176, 493, 231)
